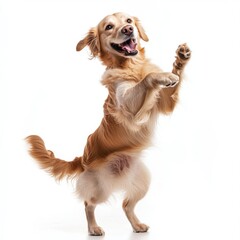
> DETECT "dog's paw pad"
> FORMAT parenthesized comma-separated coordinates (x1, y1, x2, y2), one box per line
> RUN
(133, 223, 149, 233)
(89, 226, 105, 236)
(176, 43, 191, 60)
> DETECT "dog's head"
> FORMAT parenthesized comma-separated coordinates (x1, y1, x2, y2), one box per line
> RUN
(76, 13, 149, 66)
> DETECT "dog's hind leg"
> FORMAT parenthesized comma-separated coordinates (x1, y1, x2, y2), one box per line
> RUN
(84, 201, 105, 236)
(122, 198, 149, 233)
(122, 161, 150, 232)
(76, 170, 109, 236)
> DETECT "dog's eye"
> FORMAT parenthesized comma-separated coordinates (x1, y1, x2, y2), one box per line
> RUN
(105, 24, 113, 31)
(126, 18, 132, 23)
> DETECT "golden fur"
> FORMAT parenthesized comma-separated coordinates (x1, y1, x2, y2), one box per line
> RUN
(26, 12, 191, 235)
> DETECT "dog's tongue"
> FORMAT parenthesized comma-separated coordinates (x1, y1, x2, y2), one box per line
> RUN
(121, 39, 137, 53)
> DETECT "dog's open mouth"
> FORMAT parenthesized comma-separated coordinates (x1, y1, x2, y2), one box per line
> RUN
(111, 38, 138, 56)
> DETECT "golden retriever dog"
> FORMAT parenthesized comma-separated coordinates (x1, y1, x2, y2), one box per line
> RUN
(26, 12, 191, 236)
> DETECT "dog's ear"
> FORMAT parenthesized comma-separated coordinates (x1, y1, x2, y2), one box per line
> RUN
(76, 27, 100, 57)
(134, 17, 149, 42)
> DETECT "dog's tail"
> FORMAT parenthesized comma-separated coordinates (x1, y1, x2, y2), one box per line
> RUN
(25, 135, 84, 181)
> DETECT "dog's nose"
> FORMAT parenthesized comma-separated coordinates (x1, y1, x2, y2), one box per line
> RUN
(121, 25, 133, 36)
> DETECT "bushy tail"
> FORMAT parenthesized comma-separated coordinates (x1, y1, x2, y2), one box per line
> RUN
(26, 135, 84, 180)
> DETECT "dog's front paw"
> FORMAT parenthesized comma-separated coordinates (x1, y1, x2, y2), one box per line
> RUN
(133, 223, 149, 233)
(176, 43, 191, 61)
(157, 72, 179, 88)
(89, 226, 105, 236)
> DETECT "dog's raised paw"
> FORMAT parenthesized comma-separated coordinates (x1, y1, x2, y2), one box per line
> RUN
(158, 73, 179, 88)
(165, 73, 179, 87)
(176, 43, 191, 60)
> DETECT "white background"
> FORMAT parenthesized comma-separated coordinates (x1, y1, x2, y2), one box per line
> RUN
(1, 0, 240, 239)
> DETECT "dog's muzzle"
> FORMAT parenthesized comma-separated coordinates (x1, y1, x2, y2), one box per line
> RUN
(111, 37, 138, 56)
